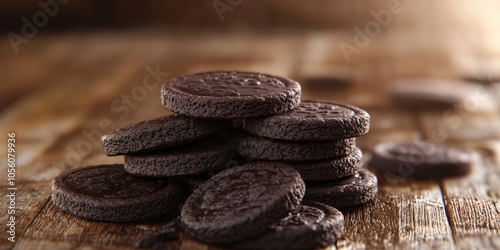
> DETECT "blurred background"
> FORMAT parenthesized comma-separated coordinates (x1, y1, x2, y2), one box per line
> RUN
(2, 0, 500, 107)
(1, 0, 500, 167)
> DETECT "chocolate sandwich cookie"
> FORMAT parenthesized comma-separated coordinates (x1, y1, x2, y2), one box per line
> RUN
(161, 71, 301, 119)
(287, 147, 363, 182)
(102, 115, 232, 156)
(181, 162, 305, 244)
(52, 165, 185, 222)
(238, 135, 355, 161)
(124, 137, 237, 177)
(243, 101, 370, 141)
(231, 201, 344, 250)
(305, 169, 378, 209)
(369, 141, 473, 178)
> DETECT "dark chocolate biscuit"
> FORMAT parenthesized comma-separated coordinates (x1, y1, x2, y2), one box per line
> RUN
(102, 115, 232, 156)
(124, 137, 237, 177)
(243, 101, 370, 141)
(161, 71, 301, 119)
(180, 162, 305, 244)
(305, 169, 378, 209)
(52, 165, 185, 222)
(369, 141, 473, 178)
(231, 201, 344, 250)
(287, 147, 363, 182)
(238, 135, 355, 161)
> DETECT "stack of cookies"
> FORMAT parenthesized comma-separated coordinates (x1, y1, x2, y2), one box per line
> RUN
(239, 101, 377, 209)
(51, 71, 378, 249)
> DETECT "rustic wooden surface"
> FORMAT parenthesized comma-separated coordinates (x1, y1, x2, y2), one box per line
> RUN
(0, 30, 499, 250)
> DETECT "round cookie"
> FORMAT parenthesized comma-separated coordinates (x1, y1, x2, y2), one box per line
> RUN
(369, 141, 473, 178)
(237, 135, 355, 161)
(180, 162, 305, 244)
(231, 201, 344, 250)
(305, 169, 378, 209)
(124, 138, 237, 177)
(243, 101, 369, 141)
(287, 147, 363, 182)
(102, 115, 232, 156)
(161, 71, 301, 119)
(52, 165, 185, 222)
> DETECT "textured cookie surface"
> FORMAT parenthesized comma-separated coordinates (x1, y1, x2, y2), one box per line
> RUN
(231, 201, 344, 250)
(181, 162, 305, 244)
(161, 71, 301, 119)
(244, 101, 369, 141)
(124, 138, 237, 177)
(369, 141, 473, 178)
(238, 134, 355, 161)
(286, 147, 363, 182)
(102, 115, 232, 156)
(305, 169, 378, 209)
(52, 165, 185, 222)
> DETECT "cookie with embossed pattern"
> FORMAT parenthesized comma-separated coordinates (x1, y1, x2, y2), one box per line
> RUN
(305, 169, 378, 209)
(161, 71, 301, 119)
(237, 134, 355, 161)
(180, 162, 305, 244)
(243, 101, 370, 141)
(231, 201, 344, 250)
(52, 165, 185, 222)
(102, 115, 232, 156)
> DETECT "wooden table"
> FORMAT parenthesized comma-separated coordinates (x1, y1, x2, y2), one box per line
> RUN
(1, 30, 499, 250)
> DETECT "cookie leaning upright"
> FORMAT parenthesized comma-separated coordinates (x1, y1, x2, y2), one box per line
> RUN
(161, 71, 301, 119)
(180, 162, 305, 244)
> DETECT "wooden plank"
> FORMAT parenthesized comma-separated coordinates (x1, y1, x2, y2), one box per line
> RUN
(337, 178, 455, 249)
(0, 182, 51, 249)
(14, 199, 180, 250)
(440, 142, 500, 249)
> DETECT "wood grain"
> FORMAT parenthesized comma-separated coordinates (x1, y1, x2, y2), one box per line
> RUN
(0, 182, 51, 249)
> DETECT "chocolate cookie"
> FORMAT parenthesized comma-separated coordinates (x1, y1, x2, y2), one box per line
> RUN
(52, 165, 185, 222)
(180, 162, 305, 244)
(305, 169, 378, 209)
(231, 201, 344, 250)
(102, 115, 232, 156)
(238, 135, 355, 161)
(124, 137, 237, 177)
(161, 71, 301, 119)
(287, 147, 363, 182)
(369, 141, 473, 178)
(243, 101, 369, 141)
